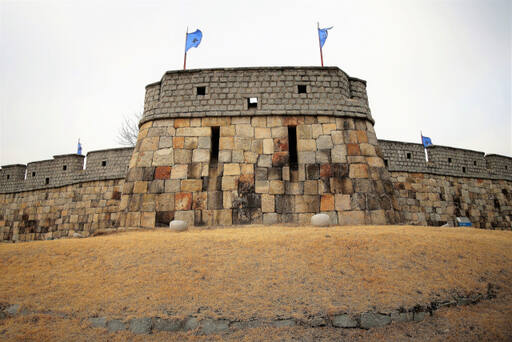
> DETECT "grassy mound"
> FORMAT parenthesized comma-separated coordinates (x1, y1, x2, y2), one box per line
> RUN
(0, 225, 510, 325)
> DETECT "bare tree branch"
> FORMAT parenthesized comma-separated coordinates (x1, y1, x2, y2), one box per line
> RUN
(118, 113, 142, 147)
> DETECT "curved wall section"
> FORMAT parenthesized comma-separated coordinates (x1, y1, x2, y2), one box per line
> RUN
(141, 67, 373, 125)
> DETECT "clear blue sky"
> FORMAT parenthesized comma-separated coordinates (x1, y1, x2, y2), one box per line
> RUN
(0, 0, 510, 165)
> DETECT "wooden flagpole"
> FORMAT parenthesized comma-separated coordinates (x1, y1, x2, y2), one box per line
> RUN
(183, 27, 188, 70)
(317, 22, 324, 67)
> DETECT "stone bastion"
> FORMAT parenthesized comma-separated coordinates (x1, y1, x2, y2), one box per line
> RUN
(120, 67, 399, 228)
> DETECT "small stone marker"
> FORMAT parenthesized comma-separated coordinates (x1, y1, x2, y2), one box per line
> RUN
(170, 220, 188, 232)
(311, 213, 330, 227)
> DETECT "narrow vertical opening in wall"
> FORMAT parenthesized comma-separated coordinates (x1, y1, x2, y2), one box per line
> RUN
(102, 161, 107, 167)
(6, 174, 10, 180)
(384, 159, 388, 167)
(45, 178, 49, 185)
(406, 152, 412, 160)
(210, 126, 220, 164)
(473, 161, 477, 166)
(288, 126, 298, 170)
(32, 172, 36, 177)
(298, 85, 307, 94)
(63, 165, 67, 171)
(462, 167, 466, 173)
(448, 158, 452, 164)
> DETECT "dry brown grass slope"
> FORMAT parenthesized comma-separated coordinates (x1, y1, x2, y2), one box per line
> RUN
(0, 225, 511, 341)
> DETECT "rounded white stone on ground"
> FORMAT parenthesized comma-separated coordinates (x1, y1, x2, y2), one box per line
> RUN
(311, 214, 330, 227)
(170, 220, 188, 232)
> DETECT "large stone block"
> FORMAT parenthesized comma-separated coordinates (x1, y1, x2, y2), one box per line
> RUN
(236, 124, 254, 137)
(349, 164, 369, 179)
(261, 194, 275, 212)
(298, 139, 316, 152)
(175, 192, 193, 211)
(176, 127, 211, 136)
(320, 194, 335, 211)
(224, 163, 241, 176)
(181, 179, 202, 192)
(338, 210, 365, 225)
(174, 149, 192, 164)
(154, 166, 171, 180)
(170, 164, 188, 179)
(192, 149, 210, 163)
(316, 135, 333, 150)
(269, 180, 285, 194)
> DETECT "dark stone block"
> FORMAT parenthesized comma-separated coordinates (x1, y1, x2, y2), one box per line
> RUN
(149, 180, 165, 194)
(320, 164, 332, 178)
(245, 193, 261, 208)
(194, 210, 206, 226)
(272, 152, 289, 167)
(207, 191, 223, 210)
(273, 137, 289, 152)
(238, 174, 255, 193)
(276, 195, 294, 214)
(306, 164, 320, 180)
(354, 179, 374, 193)
(128, 195, 142, 211)
(268, 167, 282, 180)
(255, 168, 267, 181)
(351, 193, 366, 210)
(142, 167, 155, 181)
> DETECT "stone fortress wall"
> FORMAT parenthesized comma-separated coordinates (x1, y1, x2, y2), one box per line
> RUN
(0, 148, 132, 241)
(0, 66, 510, 242)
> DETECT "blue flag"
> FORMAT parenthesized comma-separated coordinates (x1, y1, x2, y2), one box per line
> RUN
(318, 26, 333, 48)
(77, 139, 82, 155)
(185, 29, 203, 52)
(421, 135, 432, 148)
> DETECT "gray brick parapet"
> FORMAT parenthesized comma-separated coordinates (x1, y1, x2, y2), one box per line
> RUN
(379, 140, 512, 181)
(0, 147, 133, 194)
(141, 67, 373, 125)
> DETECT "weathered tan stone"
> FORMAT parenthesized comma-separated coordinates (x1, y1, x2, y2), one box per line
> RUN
(192, 149, 210, 163)
(141, 212, 155, 228)
(152, 149, 173, 166)
(338, 211, 365, 225)
(192, 192, 207, 210)
(297, 125, 312, 139)
(176, 127, 211, 137)
(133, 181, 148, 194)
(251, 117, 267, 127)
(174, 149, 192, 164)
(255, 180, 269, 193)
(224, 163, 241, 176)
(202, 117, 230, 126)
(222, 176, 238, 191)
(184, 137, 198, 149)
(236, 124, 254, 137)
(367, 157, 385, 167)
(170, 164, 188, 179)
(271, 126, 287, 138)
(297, 139, 316, 152)
(174, 118, 190, 128)
(322, 123, 337, 135)
(263, 139, 274, 154)
(261, 194, 275, 212)
(255, 127, 271, 139)
(304, 180, 318, 194)
(349, 164, 369, 179)
(335, 194, 351, 211)
(360, 143, 376, 156)
(139, 137, 159, 151)
(241, 163, 254, 175)
(173, 137, 184, 149)
(356, 130, 368, 143)
(220, 125, 235, 137)
(219, 137, 234, 150)
(269, 180, 284, 194)
(181, 179, 202, 192)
